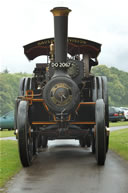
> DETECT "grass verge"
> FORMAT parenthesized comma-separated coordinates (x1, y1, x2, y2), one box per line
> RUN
(0, 140, 22, 187)
(0, 131, 15, 138)
(109, 128, 128, 161)
(109, 121, 128, 127)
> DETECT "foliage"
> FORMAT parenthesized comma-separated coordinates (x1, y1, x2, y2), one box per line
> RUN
(109, 128, 128, 161)
(0, 140, 22, 187)
(0, 65, 128, 115)
(0, 72, 31, 116)
(92, 65, 128, 107)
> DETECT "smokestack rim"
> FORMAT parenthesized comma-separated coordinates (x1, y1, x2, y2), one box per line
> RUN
(51, 7, 71, 16)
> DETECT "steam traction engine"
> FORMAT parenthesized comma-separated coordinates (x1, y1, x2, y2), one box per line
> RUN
(15, 7, 109, 167)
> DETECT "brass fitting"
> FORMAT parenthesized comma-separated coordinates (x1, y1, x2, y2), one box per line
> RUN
(50, 41, 54, 61)
(51, 7, 71, 16)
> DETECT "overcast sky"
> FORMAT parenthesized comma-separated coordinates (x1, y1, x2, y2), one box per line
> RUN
(0, 0, 128, 73)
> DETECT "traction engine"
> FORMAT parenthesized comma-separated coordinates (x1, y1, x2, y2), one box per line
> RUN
(15, 7, 110, 167)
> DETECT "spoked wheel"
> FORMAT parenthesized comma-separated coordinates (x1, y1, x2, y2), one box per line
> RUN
(95, 99, 106, 165)
(17, 100, 33, 167)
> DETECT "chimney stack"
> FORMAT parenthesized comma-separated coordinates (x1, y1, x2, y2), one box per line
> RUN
(51, 7, 71, 63)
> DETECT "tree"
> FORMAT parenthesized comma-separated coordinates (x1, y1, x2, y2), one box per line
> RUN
(92, 65, 128, 107)
(3, 68, 9, 74)
(0, 72, 31, 116)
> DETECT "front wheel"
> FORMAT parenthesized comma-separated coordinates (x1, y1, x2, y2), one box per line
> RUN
(17, 101, 33, 167)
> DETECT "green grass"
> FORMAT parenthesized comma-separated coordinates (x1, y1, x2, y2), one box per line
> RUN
(0, 130, 15, 138)
(0, 140, 22, 187)
(109, 128, 128, 161)
(109, 121, 128, 127)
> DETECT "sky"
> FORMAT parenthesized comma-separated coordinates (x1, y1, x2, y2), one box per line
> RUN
(0, 0, 128, 73)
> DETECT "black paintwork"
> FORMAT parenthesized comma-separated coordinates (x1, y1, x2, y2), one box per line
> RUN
(24, 37, 101, 60)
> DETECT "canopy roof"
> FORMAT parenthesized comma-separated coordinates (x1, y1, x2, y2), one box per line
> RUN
(24, 37, 101, 60)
